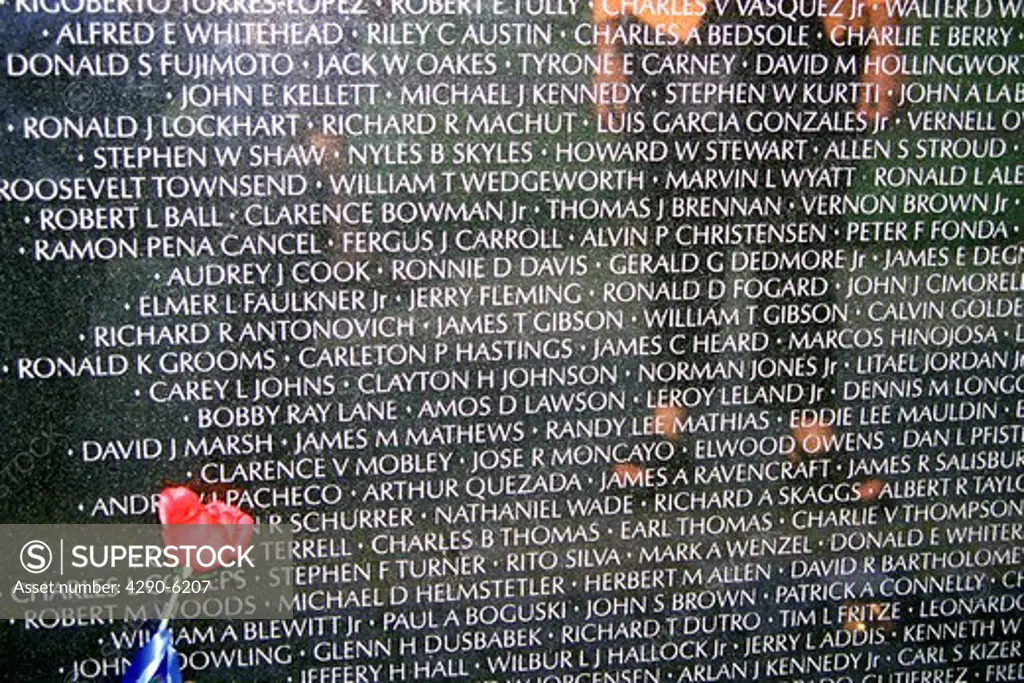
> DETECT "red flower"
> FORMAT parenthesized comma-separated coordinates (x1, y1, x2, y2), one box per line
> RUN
(158, 486, 254, 574)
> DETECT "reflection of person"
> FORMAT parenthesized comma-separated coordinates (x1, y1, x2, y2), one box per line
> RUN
(594, 1, 903, 454)
(593, 0, 902, 126)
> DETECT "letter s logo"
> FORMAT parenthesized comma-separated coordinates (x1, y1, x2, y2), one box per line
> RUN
(20, 540, 52, 574)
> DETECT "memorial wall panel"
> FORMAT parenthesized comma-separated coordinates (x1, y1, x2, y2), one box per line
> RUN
(0, 1, 1021, 681)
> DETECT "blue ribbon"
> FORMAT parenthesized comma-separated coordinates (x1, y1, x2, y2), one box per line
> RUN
(122, 627, 182, 683)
